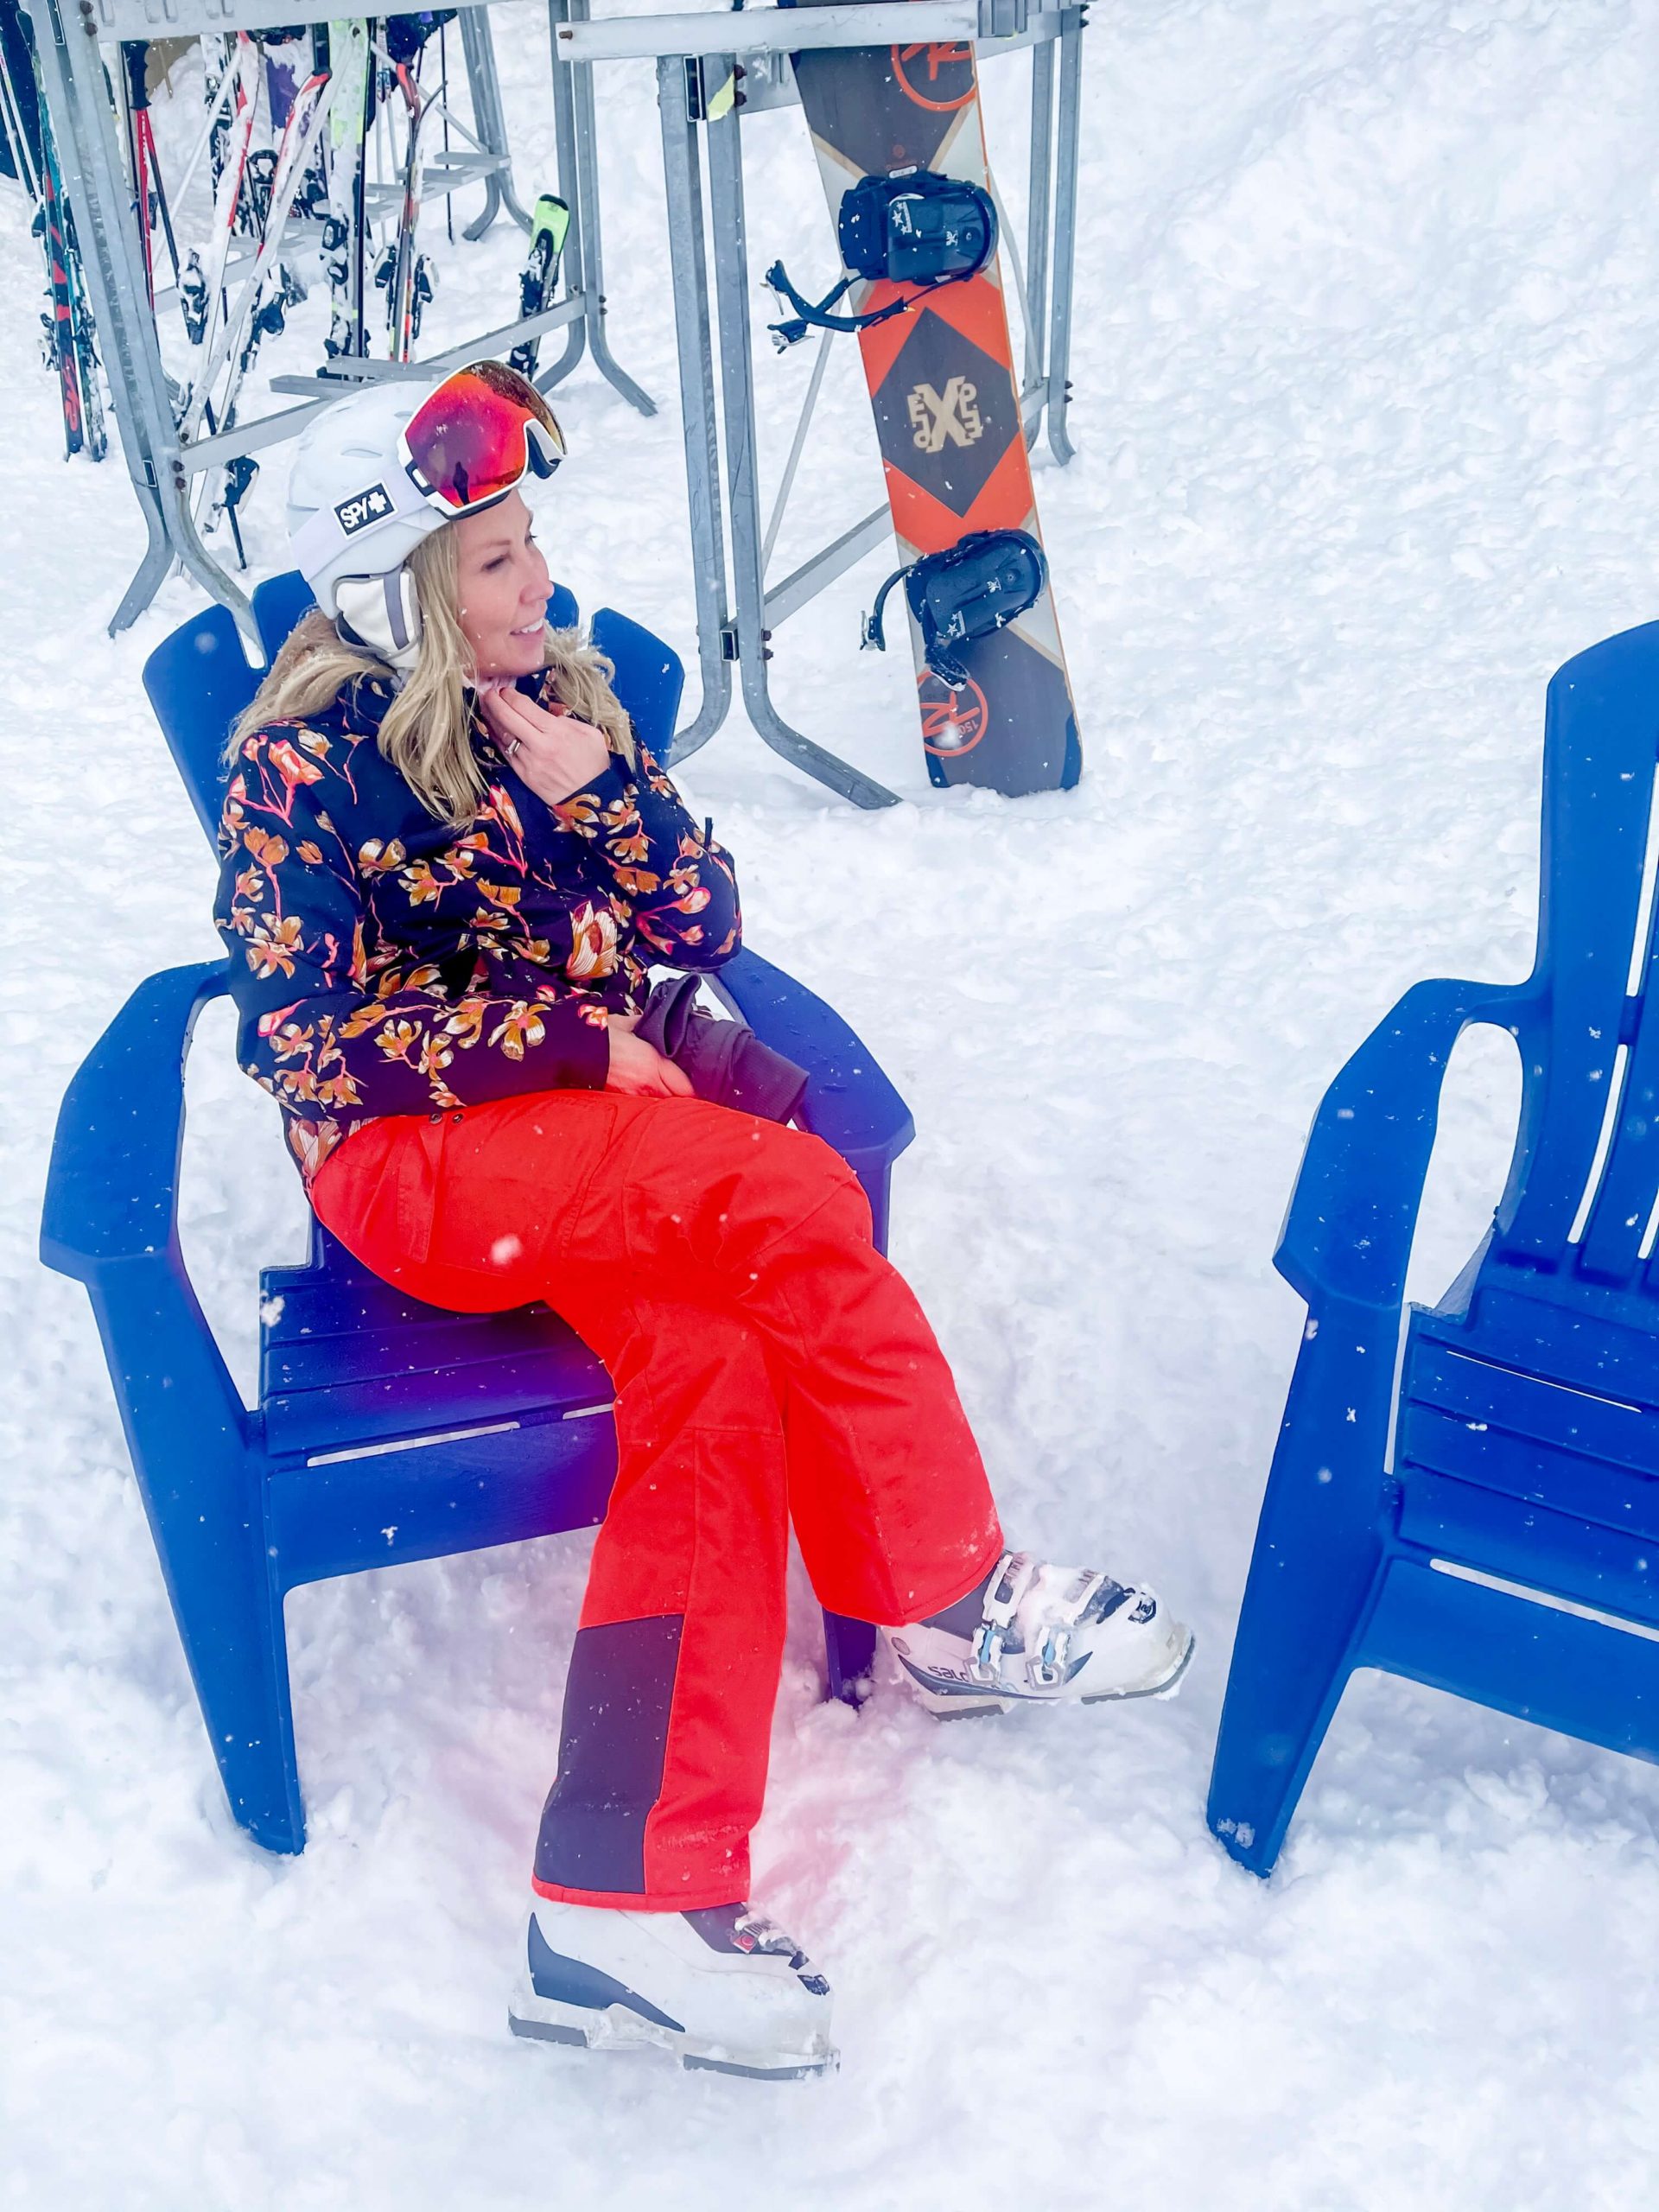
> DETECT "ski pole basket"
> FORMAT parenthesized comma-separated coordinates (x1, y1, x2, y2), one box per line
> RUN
(862, 530, 1048, 691)
(766, 166, 997, 348)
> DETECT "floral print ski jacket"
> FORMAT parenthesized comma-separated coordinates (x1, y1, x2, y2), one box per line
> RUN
(215, 668, 741, 1182)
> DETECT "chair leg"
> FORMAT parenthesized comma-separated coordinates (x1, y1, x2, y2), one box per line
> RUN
(1206, 1587, 1371, 1878)
(1205, 1317, 1393, 1877)
(183, 1555, 307, 1855)
(823, 1610, 878, 1707)
(91, 1274, 308, 1853)
(146, 1489, 306, 1853)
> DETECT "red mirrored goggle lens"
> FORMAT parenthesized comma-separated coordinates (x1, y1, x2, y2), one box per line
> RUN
(400, 360, 565, 515)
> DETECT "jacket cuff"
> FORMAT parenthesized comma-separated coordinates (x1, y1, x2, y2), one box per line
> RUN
(550, 760, 635, 831)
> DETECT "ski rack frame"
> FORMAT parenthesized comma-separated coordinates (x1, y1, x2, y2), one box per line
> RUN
(22, 0, 652, 645)
(559, 0, 1083, 809)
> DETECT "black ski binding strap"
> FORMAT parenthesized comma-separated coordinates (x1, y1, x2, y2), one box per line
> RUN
(766, 165, 996, 349)
(410, 254, 435, 343)
(292, 162, 331, 224)
(243, 147, 276, 235)
(861, 530, 1047, 690)
(180, 251, 207, 346)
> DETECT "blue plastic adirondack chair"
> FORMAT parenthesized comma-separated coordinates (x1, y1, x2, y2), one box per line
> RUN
(41, 575, 912, 1855)
(1209, 621, 1659, 1876)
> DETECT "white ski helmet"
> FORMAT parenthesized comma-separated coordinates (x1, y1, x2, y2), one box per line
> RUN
(286, 365, 567, 671)
(286, 376, 447, 624)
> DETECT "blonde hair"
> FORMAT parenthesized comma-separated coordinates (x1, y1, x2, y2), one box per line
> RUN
(228, 523, 637, 825)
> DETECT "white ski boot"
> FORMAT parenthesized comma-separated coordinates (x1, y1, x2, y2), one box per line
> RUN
(508, 1895, 837, 2081)
(888, 1549, 1194, 1717)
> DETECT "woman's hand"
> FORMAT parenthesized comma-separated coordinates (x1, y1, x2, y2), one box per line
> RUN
(478, 681, 613, 808)
(605, 1010, 695, 1099)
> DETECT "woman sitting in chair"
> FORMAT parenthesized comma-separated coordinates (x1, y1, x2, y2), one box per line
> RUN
(217, 361, 1192, 2081)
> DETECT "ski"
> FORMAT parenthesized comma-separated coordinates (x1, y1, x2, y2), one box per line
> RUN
(782, 2, 1081, 794)
(322, 17, 372, 361)
(263, 25, 308, 131)
(267, 24, 331, 218)
(378, 53, 436, 360)
(35, 130, 80, 456)
(34, 89, 105, 461)
(0, 0, 41, 203)
(183, 58, 331, 549)
(181, 66, 334, 445)
(183, 32, 262, 369)
(508, 193, 569, 378)
(171, 33, 246, 215)
(64, 185, 107, 461)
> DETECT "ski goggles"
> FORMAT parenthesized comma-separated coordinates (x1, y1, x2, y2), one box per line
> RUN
(399, 359, 566, 517)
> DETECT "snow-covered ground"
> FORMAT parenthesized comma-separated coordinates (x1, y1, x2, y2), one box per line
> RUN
(9, 0, 1659, 2202)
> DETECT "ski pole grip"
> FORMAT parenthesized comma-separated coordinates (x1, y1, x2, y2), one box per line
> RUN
(123, 41, 149, 108)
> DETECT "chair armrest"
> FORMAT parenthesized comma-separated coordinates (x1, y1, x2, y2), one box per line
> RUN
(705, 948, 914, 1170)
(41, 962, 231, 1279)
(1275, 975, 1539, 1313)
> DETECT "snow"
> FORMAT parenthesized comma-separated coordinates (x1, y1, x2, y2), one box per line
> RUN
(8, 0, 1659, 2202)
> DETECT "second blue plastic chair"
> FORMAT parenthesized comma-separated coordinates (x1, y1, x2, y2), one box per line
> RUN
(1211, 621, 1659, 1874)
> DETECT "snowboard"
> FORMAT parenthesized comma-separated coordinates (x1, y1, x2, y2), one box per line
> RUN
(785, 0, 1081, 794)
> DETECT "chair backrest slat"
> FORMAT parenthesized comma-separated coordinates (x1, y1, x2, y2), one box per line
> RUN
(1484, 623, 1659, 1295)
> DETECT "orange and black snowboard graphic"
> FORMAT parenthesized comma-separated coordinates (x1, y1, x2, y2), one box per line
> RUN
(785, 2, 1081, 793)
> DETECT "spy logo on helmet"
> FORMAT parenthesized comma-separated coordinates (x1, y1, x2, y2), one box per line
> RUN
(334, 482, 395, 537)
(907, 377, 982, 454)
(918, 669, 988, 758)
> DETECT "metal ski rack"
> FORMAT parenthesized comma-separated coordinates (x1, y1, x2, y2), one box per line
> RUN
(22, 0, 653, 644)
(559, 0, 1084, 810)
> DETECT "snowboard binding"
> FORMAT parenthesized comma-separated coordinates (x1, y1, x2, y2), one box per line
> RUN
(862, 530, 1048, 691)
(766, 166, 997, 350)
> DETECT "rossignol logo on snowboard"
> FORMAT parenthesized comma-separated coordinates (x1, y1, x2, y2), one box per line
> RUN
(892, 41, 976, 113)
(918, 669, 988, 757)
(334, 482, 394, 536)
(907, 376, 983, 454)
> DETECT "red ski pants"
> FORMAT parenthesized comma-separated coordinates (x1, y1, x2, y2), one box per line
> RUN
(312, 1090, 1003, 1910)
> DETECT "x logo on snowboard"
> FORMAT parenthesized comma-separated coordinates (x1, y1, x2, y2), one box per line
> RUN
(906, 377, 983, 454)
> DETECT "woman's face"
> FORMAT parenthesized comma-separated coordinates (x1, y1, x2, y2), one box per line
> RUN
(451, 488, 552, 681)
